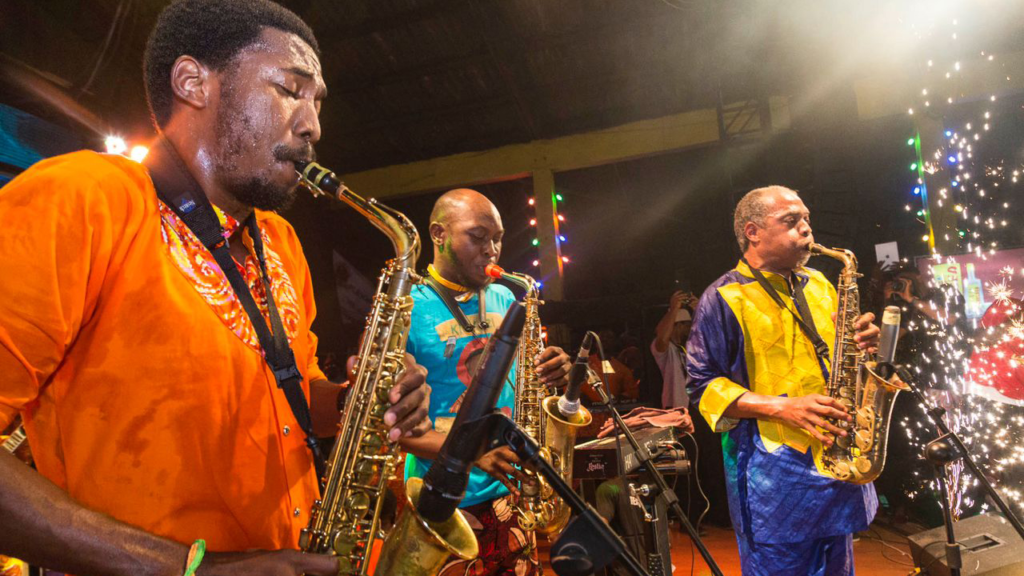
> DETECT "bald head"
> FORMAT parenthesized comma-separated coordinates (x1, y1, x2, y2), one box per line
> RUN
(429, 188, 504, 289)
(430, 188, 497, 226)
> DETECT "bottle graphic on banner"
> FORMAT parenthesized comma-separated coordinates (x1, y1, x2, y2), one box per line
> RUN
(964, 263, 985, 318)
(930, 262, 963, 295)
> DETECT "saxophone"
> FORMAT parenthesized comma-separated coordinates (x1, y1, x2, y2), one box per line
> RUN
(296, 162, 477, 575)
(485, 265, 591, 538)
(810, 243, 907, 484)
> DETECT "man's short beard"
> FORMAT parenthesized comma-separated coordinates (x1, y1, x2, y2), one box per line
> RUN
(796, 249, 812, 269)
(442, 238, 489, 290)
(221, 174, 296, 212)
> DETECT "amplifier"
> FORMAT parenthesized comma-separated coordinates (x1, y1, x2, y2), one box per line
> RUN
(908, 513, 1024, 575)
(573, 427, 681, 479)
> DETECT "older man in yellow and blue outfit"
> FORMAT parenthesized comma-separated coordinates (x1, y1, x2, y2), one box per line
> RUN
(686, 186, 881, 575)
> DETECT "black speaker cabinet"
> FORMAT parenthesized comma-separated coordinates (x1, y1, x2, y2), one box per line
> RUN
(908, 513, 1024, 576)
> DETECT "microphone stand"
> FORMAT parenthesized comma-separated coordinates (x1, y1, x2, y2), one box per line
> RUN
(893, 365, 1024, 575)
(589, 379, 724, 576)
(475, 413, 650, 576)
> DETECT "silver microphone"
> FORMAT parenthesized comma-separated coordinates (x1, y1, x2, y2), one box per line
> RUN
(876, 305, 901, 364)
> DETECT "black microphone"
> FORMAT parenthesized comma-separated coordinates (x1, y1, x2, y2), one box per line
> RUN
(876, 305, 901, 364)
(416, 302, 527, 524)
(557, 332, 596, 419)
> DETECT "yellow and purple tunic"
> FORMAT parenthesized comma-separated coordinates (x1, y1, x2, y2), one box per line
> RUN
(686, 260, 877, 545)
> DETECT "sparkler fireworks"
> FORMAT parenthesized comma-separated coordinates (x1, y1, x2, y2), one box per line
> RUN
(895, 3, 1024, 520)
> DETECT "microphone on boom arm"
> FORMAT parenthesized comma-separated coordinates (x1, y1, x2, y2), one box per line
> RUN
(416, 302, 527, 524)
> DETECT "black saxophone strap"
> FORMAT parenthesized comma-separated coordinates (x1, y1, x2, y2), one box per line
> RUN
(146, 138, 326, 480)
(742, 258, 831, 380)
(423, 276, 488, 334)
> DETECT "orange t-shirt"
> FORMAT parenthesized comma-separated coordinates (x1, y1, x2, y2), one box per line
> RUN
(583, 355, 638, 402)
(0, 151, 326, 551)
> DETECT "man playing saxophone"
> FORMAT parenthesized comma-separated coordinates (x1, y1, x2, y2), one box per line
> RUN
(0, 1, 432, 574)
(686, 186, 881, 575)
(400, 188, 572, 576)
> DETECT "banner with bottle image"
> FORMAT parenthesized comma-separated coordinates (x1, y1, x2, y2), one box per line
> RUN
(916, 247, 1024, 320)
(917, 247, 1024, 406)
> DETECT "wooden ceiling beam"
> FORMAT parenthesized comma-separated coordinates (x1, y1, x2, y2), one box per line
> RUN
(339, 96, 790, 199)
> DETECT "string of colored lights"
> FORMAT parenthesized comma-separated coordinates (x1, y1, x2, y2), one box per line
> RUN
(527, 191, 571, 270)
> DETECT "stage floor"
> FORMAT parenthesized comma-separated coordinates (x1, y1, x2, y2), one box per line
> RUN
(539, 521, 917, 575)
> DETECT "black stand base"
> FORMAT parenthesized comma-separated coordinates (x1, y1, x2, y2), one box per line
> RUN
(483, 413, 651, 576)
(891, 364, 1024, 576)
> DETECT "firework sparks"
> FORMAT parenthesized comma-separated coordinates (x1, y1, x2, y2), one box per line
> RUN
(894, 2, 1024, 521)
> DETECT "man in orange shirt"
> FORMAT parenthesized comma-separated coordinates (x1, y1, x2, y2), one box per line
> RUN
(583, 352, 639, 403)
(0, 1, 431, 574)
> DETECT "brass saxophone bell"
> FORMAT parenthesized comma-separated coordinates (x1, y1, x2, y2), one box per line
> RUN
(376, 478, 479, 575)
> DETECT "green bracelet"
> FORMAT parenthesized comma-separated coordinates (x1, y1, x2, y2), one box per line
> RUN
(183, 539, 206, 576)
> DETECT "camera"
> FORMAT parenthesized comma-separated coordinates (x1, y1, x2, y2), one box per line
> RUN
(891, 279, 909, 294)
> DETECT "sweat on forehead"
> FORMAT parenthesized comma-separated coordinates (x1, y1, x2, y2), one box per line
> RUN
(430, 188, 498, 225)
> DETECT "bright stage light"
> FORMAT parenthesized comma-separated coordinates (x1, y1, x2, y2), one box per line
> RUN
(129, 146, 149, 163)
(105, 136, 127, 155)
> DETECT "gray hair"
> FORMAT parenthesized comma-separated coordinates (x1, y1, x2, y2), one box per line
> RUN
(733, 186, 795, 252)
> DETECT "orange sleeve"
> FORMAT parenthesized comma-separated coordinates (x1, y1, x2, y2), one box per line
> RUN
(0, 153, 146, 427)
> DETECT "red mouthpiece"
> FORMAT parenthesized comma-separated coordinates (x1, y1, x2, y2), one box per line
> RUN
(485, 264, 505, 279)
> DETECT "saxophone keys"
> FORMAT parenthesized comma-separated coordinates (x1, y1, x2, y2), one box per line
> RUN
(854, 428, 874, 452)
(331, 534, 360, 572)
(836, 433, 852, 449)
(830, 461, 853, 480)
(346, 491, 372, 519)
(854, 456, 873, 475)
(354, 458, 380, 479)
(518, 510, 539, 531)
(361, 432, 385, 451)
(855, 406, 875, 430)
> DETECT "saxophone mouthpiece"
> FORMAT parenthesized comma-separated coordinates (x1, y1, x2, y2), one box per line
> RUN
(485, 264, 505, 279)
(808, 243, 824, 254)
(295, 161, 342, 194)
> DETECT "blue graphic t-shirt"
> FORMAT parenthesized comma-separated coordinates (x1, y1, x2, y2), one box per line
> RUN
(404, 282, 518, 507)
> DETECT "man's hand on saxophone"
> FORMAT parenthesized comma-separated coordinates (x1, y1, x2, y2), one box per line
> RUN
(343, 353, 432, 442)
(719, 315, 881, 447)
(721, 392, 849, 447)
(386, 354, 432, 441)
(476, 446, 529, 496)
(535, 346, 572, 387)
(850, 312, 881, 353)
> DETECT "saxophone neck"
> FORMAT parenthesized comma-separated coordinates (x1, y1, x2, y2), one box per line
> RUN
(296, 161, 421, 266)
(485, 265, 540, 298)
(809, 242, 858, 273)
(505, 272, 539, 295)
(377, 203, 422, 268)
